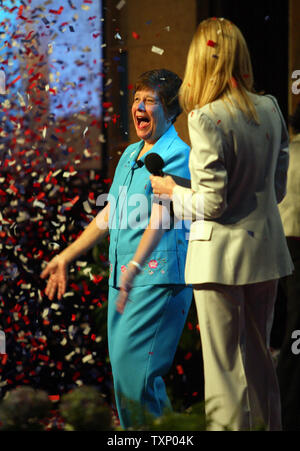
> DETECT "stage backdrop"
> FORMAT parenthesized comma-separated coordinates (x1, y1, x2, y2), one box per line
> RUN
(0, 0, 104, 171)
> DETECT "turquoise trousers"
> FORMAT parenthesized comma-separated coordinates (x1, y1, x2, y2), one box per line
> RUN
(107, 284, 193, 429)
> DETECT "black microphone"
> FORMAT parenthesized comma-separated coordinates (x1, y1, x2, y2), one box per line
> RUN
(144, 153, 191, 188)
(144, 153, 164, 176)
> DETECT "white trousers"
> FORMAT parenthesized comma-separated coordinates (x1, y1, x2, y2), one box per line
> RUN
(193, 280, 281, 431)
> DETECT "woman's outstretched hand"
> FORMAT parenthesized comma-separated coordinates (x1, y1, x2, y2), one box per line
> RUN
(40, 255, 68, 301)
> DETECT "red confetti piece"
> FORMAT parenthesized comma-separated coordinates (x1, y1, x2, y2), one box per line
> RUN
(93, 275, 103, 284)
(231, 77, 238, 88)
(70, 195, 80, 205)
(49, 7, 64, 15)
(176, 365, 184, 375)
(48, 395, 60, 402)
(45, 171, 53, 183)
(132, 31, 140, 40)
(25, 31, 34, 40)
(7, 75, 21, 87)
(1, 355, 8, 365)
(38, 354, 49, 362)
(102, 102, 113, 109)
(207, 40, 216, 48)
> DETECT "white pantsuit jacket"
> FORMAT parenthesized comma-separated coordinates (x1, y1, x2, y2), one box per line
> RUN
(173, 93, 294, 285)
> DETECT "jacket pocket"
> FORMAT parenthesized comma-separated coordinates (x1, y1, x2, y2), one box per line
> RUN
(189, 221, 213, 241)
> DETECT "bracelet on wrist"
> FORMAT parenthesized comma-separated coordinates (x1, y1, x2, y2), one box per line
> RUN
(129, 260, 142, 273)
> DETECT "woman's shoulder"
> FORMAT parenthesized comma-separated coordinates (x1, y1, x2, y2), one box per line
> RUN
(189, 92, 279, 126)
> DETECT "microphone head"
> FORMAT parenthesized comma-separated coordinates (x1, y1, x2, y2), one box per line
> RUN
(144, 153, 165, 176)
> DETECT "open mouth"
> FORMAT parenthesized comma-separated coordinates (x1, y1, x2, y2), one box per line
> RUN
(136, 116, 150, 129)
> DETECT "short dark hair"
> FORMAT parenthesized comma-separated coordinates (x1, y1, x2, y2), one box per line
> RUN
(134, 69, 182, 123)
(289, 103, 300, 134)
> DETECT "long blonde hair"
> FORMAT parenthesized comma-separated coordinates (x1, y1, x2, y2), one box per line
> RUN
(180, 18, 259, 123)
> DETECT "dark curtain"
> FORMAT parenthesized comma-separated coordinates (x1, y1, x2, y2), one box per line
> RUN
(196, 0, 289, 121)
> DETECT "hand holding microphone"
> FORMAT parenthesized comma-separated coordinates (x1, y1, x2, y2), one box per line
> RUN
(150, 174, 176, 197)
(145, 152, 190, 196)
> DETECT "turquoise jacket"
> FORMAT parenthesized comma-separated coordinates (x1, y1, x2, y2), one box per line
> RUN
(107, 125, 191, 287)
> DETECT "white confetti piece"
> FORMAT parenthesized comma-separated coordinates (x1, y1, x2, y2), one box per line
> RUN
(83, 201, 92, 213)
(82, 354, 93, 363)
(83, 148, 91, 157)
(20, 283, 31, 290)
(83, 326, 91, 335)
(114, 32, 122, 40)
(76, 261, 87, 267)
(60, 338, 67, 346)
(116, 0, 126, 9)
(151, 46, 164, 55)
(20, 255, 28, 263)
(42, 309, 49, 318)
(16, 212, 30, 223)
(33, 199, 46, 209)
(63, 292, 75, 298)
(65, 351, 75, 361)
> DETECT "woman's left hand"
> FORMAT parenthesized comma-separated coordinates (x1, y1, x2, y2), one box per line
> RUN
(116, 265, 137, 313)
(150, 175, 176, 197)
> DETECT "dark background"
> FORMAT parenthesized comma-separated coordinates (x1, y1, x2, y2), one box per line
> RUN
(197, 0, 289, 120)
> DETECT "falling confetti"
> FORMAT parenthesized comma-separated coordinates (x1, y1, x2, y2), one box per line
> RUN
(207, 40, 216, 47)
(0, 0, 111, 408)
(151, 45, 164, 55)
(116, 0, 126, 10)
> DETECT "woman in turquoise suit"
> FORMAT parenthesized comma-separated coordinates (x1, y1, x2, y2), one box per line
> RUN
(41, 69, 193, 429)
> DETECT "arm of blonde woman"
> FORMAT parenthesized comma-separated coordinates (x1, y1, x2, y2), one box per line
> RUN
(41, 203, 110, 301)
(116, 201, 169, 314)
(151, 112, 228, 222)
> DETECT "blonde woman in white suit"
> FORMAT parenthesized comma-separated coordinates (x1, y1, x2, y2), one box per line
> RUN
(150, 17, 294, 431)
